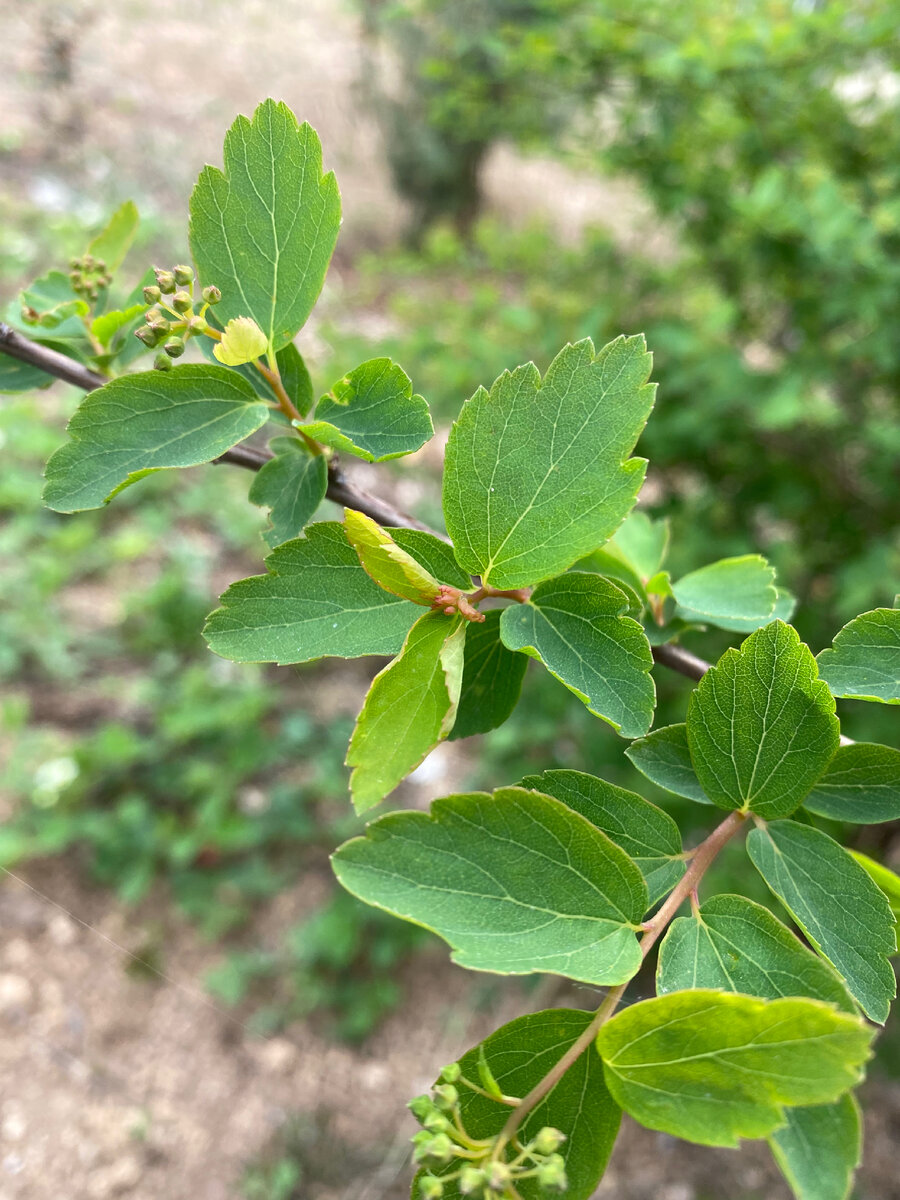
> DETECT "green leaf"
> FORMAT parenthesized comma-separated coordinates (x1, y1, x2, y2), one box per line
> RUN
(521, 769, 684, 906)
(203, 521, 419, 664)
(42, 365, 270, 512)
(817, 608, 900, 704)
(671, 554, 776, 624)
(449, 609, 528, 741)
(86, 200, 139, 272)
(803, 742, 900, 823)
(443, 335, 656, 589)
(89, 303, 147, 348)
(499, 573, 655, 738)
(708, 587, 797, 634)
(332, 787, 647, 985)
(596, 990, 872, 1148)
(300, 358, 433, 462)
(213, 316, 268, 366)
(248, 436, 327, 547)
(420, 1009, 621, 1200)
(625, 723, 711, 804)
(769, 1095, 861, 1200)
(189, 99, 341, 350)
(20, 270, 88, 329)
(747, 820, 897, 1022)
(848, 851, 900, 923)
(344, 509, 442, 605)
(656, 894, 853, 1010)
(346, 612, 465, 812)
(686, 622, 839, 819)
(607, 509, 669, 580)
(574, 548, 646, 601)
(0, 354, 54, 393)
(387, 530, 471, 589)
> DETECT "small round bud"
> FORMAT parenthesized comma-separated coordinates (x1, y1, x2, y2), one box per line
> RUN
(422, 1111, 450, 1134)
(135, 325, 161, 347)
(69, 257, 81, 269)
(154, 267, 176, 294)
(164, 337, 185, 358)
(535, 1154, 567, 1191)
(484, 1162, 510, 1192)
(173, 264, 194, 285)
(458, 1166, 485, 1196)
(153, 351, 173, 371)
(143, 285, 161, 305)
(172, 290, 192, 313)
(95, 258, 107, 272)
(69, 270, 82, 286)
(100, 274, 113, 287)
(432, 1085, 458, 1111)
(408, 1094, 436, 1122)
(419, 1177, 444, 1200)
(82, 254, 94, 270)
(532, 1127, 566, 1155)
(423, 1134, 453, 1165)
(202, 284, 222, 304)
(439, 1063, 461, 1083)
(186, 315, 209, 334)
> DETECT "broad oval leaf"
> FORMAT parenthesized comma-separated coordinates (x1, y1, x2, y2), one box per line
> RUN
(203, 521, 419, 664)
(747, 820, 897, 1023)
(769, 1094, 861, 1200)
(816, 608, 900, 704)
(686, 622, 839, 819)
(248, 436, 327, 548)
(332, 787, 647, 985)
(521, 768, 684, 906)
(625, 722, 711, 804)
(388, 529, 471, 589)
(42, 365, 270, 512)
(803, 742, 900, 824)
(443, 335, 656, 589)
(656, 894, 853, 1010)
(344, 509, 441, 605)
(597, 990, 872, 1148)
(607, 509, 669, 581)
(347, 612, 465, 812)
(449, 609, 528, 741)
(420, 1009, 621, 1200)
(189, 99, 341, 349)
(300, 358, 433, 462)
(671, 554, 776, 624)
(500, 573, 655, 739)
(850, 851, 900, 922)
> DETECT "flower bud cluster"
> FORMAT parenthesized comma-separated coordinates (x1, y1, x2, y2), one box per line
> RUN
(136, 265, 222, 370)
(68, 254, 113, 302)
(409, 1064, 567, 1199)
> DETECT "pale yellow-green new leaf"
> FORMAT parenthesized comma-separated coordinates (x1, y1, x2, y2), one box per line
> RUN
(213, 316, 269, 366)
(347, 612, 466, 811)
(344, 508, 442, 605)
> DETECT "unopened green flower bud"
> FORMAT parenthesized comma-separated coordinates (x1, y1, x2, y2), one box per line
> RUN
(432, 1085, 458, 1111)
(69, 257, 81, 270)
(484, 1162, 510, 1193)
(95, 258, 107, 271)
(458, 1166, 485, 1196)
(82, 254, 94, 270)
(154, 267, 176, 293)
(135, 325, 161, 347)
(186, 315, 209, 334)
(164, 337, 185, 358)
(535, 1154, 567, 1191)
(423, 1134, 453, 1165)
(422, 1111, 450, 1134)
(532, 1127, 566, 1155)
(172, 290, 192, 313)
(419, 1177, 444, 1200)
(201, 284, 222, 304)
(173, 264, 193, 285)
(408, 1095, 436, 1122)
(100, 274, 113, 287)
(439, 1063, 461, 1083)
(69, 270, 83, 286)
(143, 285, 161, 305)
(153, 350, 172, 371)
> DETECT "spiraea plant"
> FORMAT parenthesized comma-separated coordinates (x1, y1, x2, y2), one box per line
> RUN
(3, 100, 898, 1200)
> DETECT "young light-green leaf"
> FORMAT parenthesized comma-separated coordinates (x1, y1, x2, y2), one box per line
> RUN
(346, 612, 465, 812)
(499, 573, 655, 739)
(850, 851, 900, 922)
(607, 509, 669, 581)
(671, 554, 776, 624)
(332, 787, 647, 985)
(189, 99, 340, 349)
(596, 990, 872, 1148)
(686, 622, 839, 819)
(747, 820, 897, 1022)
(803, 742, 900, 823)
(90, 303, 146, 348)
(769, 1095, 861, 1200)
(708, 587, 797, 634)
(387, 529, 472, 590)
(344, 509, 442, 605)
(42, 365, 270, 512)
(656, 894, 854, 1011)
(203, 521, 419, 664)
(625, 723, 711, 804)
(449, 609, 528, 741)
(86, 200, 139, 273)
(248, 436, 327, 548)
(420, 1009, 621, 1200)
(521, 769, 684, 906)
(817, 608, 900, 704)
(300, 358, 433, 462)
(443, 335, 656, 589)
